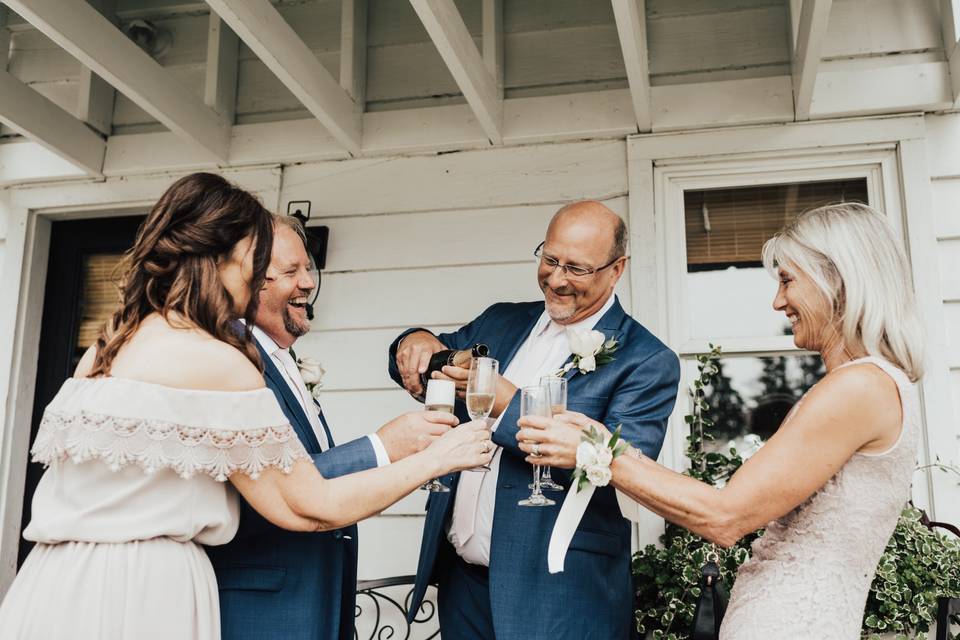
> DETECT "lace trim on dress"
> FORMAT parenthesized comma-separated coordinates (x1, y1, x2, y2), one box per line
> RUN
(31, 409, 310, 481)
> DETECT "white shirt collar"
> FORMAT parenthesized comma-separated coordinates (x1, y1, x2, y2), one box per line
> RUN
(242, 320, 282, 356)
(533, 293, 617, 338)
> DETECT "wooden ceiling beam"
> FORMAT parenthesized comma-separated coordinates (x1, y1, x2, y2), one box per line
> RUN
(206, 0, 362, 156)
(410, 0, 503, 145)
(0, 69, 106, 176)
(611, 0, 652, 133)
(790, 0, 833, 121)
(5, 0, 229, 161)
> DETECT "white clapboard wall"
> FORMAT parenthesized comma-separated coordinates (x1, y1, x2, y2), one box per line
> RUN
(925, 114, 960, 468)
(279, 139, 629, 582)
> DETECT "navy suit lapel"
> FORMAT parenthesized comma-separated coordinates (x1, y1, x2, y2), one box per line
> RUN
(256, 342, 323, 453)
(560, 297, 628, 388)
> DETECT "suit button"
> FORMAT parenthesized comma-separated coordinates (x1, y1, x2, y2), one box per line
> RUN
(333, 531, 343, 540)
(503, 484, 513, 489)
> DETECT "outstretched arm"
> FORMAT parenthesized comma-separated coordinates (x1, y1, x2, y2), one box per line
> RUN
(517, 363, 902, 547)
(231, 415, 493, 532)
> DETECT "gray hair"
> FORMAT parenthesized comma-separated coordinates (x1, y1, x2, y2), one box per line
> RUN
(273, 214, 308, 247)
(610, 216, 627, 262)
(761, 202, 925, 381)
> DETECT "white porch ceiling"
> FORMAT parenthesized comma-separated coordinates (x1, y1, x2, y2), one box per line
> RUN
(0, 0, 956, 184)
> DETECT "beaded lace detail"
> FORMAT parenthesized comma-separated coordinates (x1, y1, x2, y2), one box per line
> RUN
(719, 357, 918, 640)
(32, 399, 309, 482)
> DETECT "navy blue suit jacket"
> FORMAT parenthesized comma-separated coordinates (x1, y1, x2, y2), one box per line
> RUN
(388, 298, 680, 639)
(207, 340, 379, 640)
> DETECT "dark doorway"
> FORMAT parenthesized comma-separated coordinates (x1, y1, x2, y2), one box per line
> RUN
(18, 215, 143, 567)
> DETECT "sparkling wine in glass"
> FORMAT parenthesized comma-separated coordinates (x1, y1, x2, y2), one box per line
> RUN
(465, 357, 499, 472)
(421, 379, 456, 492)
(518, 385, 555, 507)
(537, 376, 567, 491)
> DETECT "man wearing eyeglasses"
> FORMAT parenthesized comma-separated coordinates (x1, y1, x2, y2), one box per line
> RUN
(388, 200, 681, 639)
(208, 215, 456, 640)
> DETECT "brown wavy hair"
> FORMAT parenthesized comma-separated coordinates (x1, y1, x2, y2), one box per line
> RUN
(89, 172, 274, 377)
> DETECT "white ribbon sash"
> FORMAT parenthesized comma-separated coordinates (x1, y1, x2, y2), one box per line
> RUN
(548, 486, 644, 573)
(547, 482, 595, 573)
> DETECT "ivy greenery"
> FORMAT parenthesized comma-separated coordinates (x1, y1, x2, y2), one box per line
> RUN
(631, 346, 960, 639)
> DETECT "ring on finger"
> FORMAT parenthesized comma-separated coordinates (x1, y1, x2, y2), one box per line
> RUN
(480, 439, 490, 454)
(532, 443, 542, 458)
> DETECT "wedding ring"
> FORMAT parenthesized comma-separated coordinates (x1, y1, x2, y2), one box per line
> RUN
(532, 443, 542, 457)
(481, 439, 491, 454)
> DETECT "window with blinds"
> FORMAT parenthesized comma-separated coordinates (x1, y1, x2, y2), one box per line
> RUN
(684, 179, 869, 271)
(76, 253, 125, 350)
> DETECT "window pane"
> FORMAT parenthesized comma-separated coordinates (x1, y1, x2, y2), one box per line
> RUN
(698, 354, 826, 455)
(685, 179, 868, 340)
(76, 253, 124, 351)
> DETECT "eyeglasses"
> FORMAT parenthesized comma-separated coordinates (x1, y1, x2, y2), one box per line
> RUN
(533, 241, 622, 278)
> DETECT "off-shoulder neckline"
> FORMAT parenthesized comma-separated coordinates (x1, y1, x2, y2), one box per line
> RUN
(67, 375, 270, 396)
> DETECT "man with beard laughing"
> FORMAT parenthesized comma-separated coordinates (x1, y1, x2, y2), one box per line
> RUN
(208, 215, 456, 640)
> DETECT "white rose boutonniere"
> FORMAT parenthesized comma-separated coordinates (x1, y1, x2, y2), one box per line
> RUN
(290, 348, 325, 399)
(557, 328, 618, 376)
(571, 423, 628, 493)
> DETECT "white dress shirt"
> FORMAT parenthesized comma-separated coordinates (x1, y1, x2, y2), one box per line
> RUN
(448, 294, 617, 566)
(251, 326, 390, 466)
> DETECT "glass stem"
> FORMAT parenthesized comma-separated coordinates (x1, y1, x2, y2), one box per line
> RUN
(532, 465, 543, 497)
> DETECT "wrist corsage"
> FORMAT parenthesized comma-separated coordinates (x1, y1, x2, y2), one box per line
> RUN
(572, 423, 629, 492)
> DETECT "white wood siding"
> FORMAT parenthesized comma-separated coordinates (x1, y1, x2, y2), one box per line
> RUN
(279, 139, 629, 579)
(925, 114, 960, 507)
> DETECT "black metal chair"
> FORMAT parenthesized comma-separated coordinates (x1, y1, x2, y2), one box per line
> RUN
(354, 576, 440, 640)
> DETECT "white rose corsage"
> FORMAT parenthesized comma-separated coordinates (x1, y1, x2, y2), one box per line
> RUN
(572, 423, 628, 493)
(558, 328, 618, 376)
(290, 348, 325, 399)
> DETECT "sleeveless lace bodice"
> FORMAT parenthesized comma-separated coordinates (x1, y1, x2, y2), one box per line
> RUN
(720, 357, 919, 640)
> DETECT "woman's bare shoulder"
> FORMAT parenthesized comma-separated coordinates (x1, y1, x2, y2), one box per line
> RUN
(107, 318, 265, 391)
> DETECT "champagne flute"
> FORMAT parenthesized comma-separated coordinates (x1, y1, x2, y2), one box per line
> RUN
(517, 385, 556, 507)
(421, 379, 456, 492)
(536, 376, 566, 491)
(465, 357, 499, 472)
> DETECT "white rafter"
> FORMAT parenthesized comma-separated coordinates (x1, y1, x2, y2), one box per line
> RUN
(611, 0, 652, 132)
(5, 0, 229, 162)
(340, 0, 367, 106)
(0, 69, 106, 176)
(409, 0, 503, 144)
(790, 0, 833, 121)
(204, 12, 239, 125)
(206, 0, 361, 156)
(940, 0, 960, 105)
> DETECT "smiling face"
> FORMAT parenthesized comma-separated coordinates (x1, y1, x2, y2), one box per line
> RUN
(255, 224, 315, 348)
(217, 234, 257, 314)
(772, 263, 839, 353)
(537, 202, 626, 324)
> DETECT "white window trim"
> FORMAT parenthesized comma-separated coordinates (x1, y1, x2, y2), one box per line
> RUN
(626, 115, 957, 527)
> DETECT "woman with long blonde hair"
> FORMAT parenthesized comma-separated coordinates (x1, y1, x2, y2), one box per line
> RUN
(517, 202, 924, 639)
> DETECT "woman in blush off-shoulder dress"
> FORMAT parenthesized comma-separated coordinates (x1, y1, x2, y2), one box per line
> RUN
(517, 202, 925, 640)
(0, 173, 494, 640)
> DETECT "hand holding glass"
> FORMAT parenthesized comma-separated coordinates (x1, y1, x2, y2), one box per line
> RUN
(421, 379, 456, 492)
(465, 357, 498, 471)
(536, 376, 566, 491)
(518, 385, 556, 507)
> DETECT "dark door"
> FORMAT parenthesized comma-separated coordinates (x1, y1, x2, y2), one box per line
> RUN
(19, 216, 143, 567)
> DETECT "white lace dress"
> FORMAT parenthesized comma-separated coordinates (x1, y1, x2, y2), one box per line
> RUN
(720, 357, 919, 639)
(0, 376, 308, 640)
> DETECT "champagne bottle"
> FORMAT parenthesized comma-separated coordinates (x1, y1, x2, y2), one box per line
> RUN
(420, 343, 490, 387)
